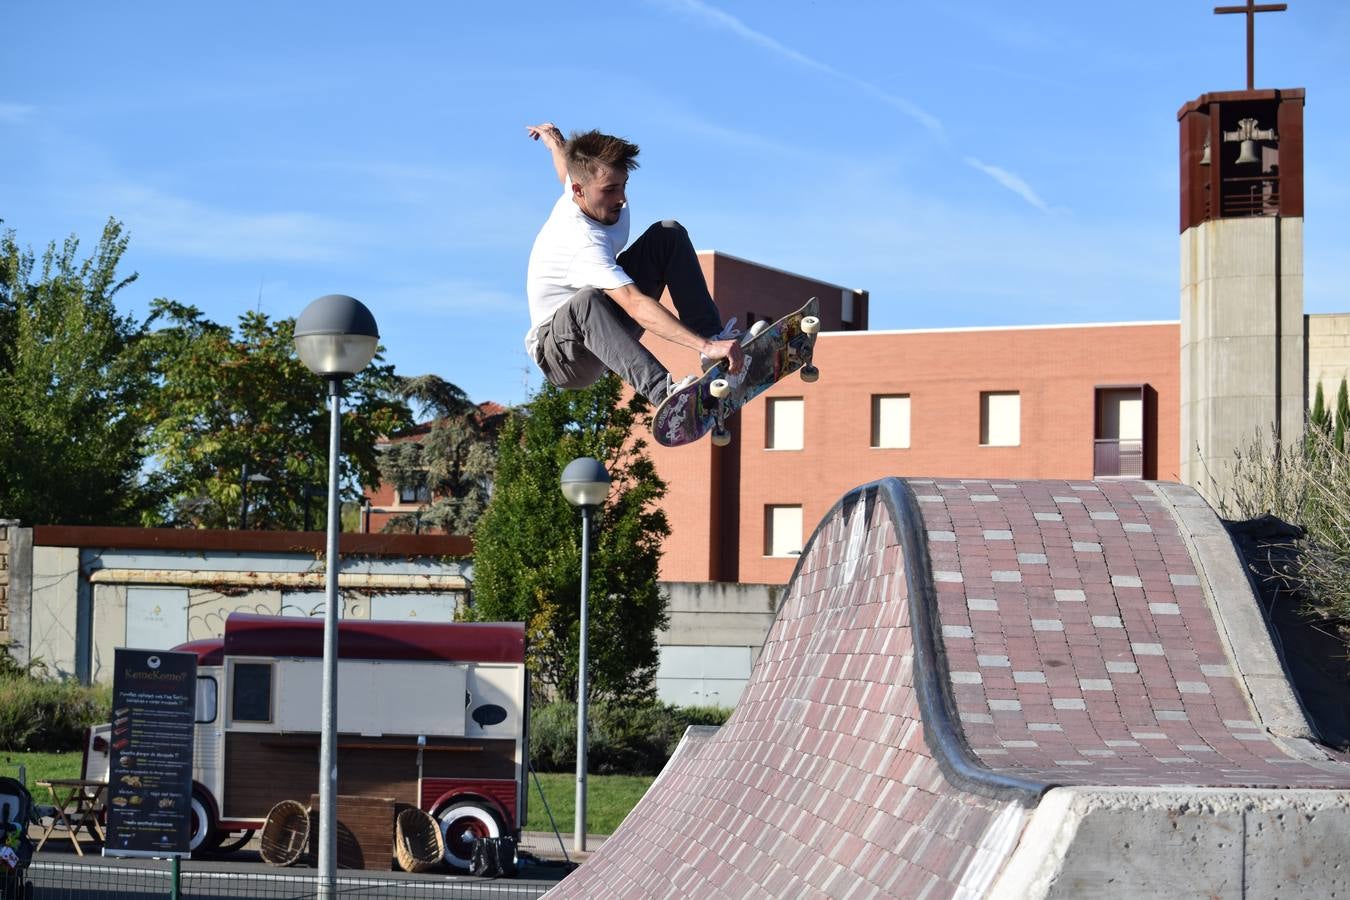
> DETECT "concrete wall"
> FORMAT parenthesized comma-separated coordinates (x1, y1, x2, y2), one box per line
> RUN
(1181, 216, 1305, 508)
(30, 545, 81, 679)
(655, 581, 782, 707)
(1307, 311, 1350, 407)
(22, 536, 469, 684)
(997, 787, 1350, 898)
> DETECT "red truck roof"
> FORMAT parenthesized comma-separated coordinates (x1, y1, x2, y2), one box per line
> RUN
(172, 613, 526, 665)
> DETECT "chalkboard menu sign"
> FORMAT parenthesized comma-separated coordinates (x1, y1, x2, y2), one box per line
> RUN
(104, 648, 197, 858)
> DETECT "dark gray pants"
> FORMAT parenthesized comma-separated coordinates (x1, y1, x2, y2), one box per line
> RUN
(534, 220, 723, 404)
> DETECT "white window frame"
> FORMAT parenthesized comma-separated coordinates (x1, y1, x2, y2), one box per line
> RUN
(765, 397, 805, 451)
(764, 505, 804, 558)
(871, 394, 911, 449)
(979, 391, 1021, 447)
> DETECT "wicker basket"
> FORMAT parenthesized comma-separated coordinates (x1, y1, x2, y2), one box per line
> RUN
(394, 806, 445, 873)
(260, 800, 312, 867)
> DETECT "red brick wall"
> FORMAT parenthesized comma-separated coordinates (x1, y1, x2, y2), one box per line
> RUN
(704, 252, 867, 332)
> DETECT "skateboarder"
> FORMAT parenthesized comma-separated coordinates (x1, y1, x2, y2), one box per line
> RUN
(524, 123, 745, 406)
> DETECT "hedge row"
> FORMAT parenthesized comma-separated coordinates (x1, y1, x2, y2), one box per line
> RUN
(530, 701, 732, 776)
(0, 674, 112, 753)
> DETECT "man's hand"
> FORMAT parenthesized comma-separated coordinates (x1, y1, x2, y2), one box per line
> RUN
(527, 123, 568, 184)
(526, 123, 565, 148)
(701, 337, 745, 375)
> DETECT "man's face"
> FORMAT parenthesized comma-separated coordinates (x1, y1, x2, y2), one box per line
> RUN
(572, 163, 628, 225)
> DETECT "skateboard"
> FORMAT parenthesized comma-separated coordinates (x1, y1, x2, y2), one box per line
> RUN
(652, 297, 821, 447)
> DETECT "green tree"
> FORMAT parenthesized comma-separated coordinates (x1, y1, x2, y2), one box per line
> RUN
(140, 300, 412, 528)
(377, 375, 504, 535)
(1310, 382, 1330, 435)
(470, 375, 670, 705)
(0, 218, 159, 524)
(1335, 378, 1349, 454)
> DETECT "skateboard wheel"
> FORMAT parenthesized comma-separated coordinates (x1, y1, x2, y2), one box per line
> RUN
(710, 378, 731, 399)
(711, 427, 732, 447)
(746, 320, 769, 340)
(801, 365, 820, 383)
(801, 315, 820, 335)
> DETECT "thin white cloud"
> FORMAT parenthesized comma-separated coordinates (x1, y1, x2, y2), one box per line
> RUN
(0, 102, 35, 123)
(101, 184, 361, 263)
(651, 1, 1062, 214)
(652, 0, 944, 137)
(658, 0, 832, 75)
(964, 157, 1053, 213)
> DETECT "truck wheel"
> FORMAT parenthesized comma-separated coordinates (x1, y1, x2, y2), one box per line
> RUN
(436, 801, 502, 870)
(189, 792, 223, 856)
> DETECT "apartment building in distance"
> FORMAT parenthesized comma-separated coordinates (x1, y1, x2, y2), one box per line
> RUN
(635, 257, 1180, 586)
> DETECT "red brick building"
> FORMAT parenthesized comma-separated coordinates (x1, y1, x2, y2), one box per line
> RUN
(647, 316, 1179, 586)
(612, 252, 1180, 586)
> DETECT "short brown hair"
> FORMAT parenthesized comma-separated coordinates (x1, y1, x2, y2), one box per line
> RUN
(566, 129, 640, 184)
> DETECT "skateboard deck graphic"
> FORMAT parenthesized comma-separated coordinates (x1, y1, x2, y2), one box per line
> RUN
(652, 297, 821, 448)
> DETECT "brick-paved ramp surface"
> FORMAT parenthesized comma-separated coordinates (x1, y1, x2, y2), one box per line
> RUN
(546, 479, 1350, 899)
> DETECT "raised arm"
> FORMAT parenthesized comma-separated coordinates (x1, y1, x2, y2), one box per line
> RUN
(526, 122, 568, 185)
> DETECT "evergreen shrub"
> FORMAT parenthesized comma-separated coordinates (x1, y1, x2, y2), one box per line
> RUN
(0, 673, 111, 752)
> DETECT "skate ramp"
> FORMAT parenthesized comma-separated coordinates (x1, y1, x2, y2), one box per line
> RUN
(546, 479, 1350, 899)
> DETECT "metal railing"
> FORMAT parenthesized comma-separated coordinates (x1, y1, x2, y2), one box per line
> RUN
(1093, 439, 1144, 479)
(6, 858, 561, 899)
(1220, 174, 1281, 218)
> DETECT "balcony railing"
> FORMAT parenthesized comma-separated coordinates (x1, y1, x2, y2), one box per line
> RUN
(1094, 439, 1143, 479)
(1220, 173, 1280, 218)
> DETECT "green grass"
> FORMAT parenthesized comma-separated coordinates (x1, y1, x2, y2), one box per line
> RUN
(1, 749, 82, 797)
(1, 751, 654, 836)
(524, 772, 654, 835)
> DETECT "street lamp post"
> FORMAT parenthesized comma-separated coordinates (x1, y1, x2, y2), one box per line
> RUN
(559, 457, 611, 854)
(239, 464, 272, 530)
(293, 294, 379, 900)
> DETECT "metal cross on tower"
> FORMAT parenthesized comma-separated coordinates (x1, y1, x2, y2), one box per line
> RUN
(1213, 0, 1288, 90)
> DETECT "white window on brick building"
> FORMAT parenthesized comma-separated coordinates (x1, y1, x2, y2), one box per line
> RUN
(764, 505, 803, 557)
(765, 397, 804, 450)
(871, 394, 911, 449)
(980, 391, 1020, 446)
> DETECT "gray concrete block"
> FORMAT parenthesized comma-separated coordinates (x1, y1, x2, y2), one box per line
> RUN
(993, 787, 1350, 900)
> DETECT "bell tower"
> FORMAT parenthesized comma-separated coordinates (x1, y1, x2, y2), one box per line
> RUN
(1179, 1, 1303, 507)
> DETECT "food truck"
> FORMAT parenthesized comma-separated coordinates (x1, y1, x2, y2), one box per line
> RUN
(84, 612, 528, 869)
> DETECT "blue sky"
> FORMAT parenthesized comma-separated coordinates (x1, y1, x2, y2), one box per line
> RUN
(4, 1, 1348, 407)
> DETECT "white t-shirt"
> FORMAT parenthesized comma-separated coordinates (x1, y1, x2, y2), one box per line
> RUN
(525, 181, 633, 359)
